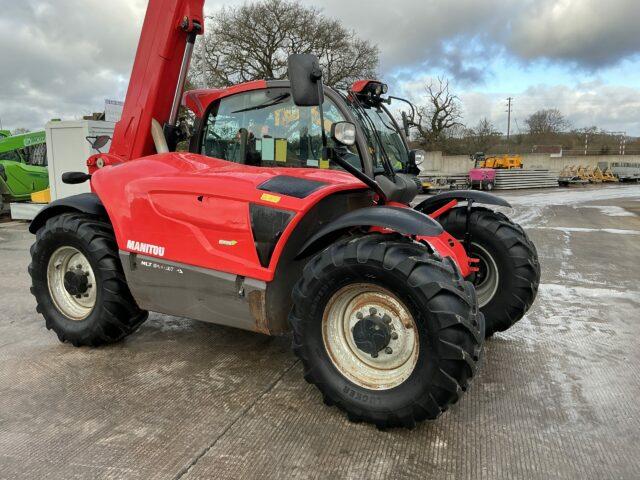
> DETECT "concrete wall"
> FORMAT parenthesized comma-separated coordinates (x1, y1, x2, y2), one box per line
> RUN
(420, 151, 640, 176)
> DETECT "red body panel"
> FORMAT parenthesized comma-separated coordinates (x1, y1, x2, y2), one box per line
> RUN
(109, 0, 204, 161)
(90, 153, 368, 281)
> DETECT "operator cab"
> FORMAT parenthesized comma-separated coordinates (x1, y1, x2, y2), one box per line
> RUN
(182, 56, 425, 204)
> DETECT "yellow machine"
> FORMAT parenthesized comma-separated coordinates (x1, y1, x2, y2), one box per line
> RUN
(587, 166, 603, 183)
(478, 154, 523, 169)
(602, 167, 619, 182)
(559, 164, 575, 178)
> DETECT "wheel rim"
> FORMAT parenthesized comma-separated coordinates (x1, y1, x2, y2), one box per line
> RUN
(322, 284, 419, 390)
(470, 242, 499, 308)
(47, 246, 97, 320)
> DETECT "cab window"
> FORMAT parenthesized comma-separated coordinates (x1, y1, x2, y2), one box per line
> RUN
(200, 88, 361, 169)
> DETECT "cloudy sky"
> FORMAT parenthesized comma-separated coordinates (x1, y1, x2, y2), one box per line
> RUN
(1, 0, 639, 135)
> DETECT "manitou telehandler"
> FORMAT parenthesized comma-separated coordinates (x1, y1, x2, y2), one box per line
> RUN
(28, 0, 539, 428)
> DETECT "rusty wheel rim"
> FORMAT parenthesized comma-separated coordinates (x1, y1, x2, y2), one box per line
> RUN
(322, 284, 419, 390)
(46, 246, 96, 321)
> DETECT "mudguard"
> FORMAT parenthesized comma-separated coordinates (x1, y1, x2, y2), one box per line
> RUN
(29, 193, 107, 234)
(414, 190, 511, 215)
(297, 206, 443, 258)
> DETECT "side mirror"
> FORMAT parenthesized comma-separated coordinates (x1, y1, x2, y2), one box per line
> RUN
(331, 122, 357, 147)
(287, 54, 324, 107)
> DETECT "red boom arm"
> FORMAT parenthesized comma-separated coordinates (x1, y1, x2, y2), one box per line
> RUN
(109, 0, 204, 161)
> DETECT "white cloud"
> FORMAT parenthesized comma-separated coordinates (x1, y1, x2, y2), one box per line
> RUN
(1, 0, 639, 134)
(459, 82, 640, 134)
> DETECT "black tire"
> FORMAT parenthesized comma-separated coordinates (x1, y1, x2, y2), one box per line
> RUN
(437, 207, 540, 336)
(28, 213, 147, 347)
(289, 234, 484, 429)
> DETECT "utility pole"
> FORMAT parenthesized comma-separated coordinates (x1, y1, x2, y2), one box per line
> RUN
(506, 97, 513, 153)
(584, 132, 589, 155)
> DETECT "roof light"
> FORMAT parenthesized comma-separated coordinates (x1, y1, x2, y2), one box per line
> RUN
(350, 80, 389, 99)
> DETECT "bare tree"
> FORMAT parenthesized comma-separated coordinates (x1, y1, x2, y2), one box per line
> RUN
(466, 118, 501, 153)
(414, 77, 463, 149)
(525, 109, 570, 135)
(194, 0, 379, 88)
(11, 128, 30, 135)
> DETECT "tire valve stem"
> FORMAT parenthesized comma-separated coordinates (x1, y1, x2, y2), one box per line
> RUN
(391, 332, 398, 340)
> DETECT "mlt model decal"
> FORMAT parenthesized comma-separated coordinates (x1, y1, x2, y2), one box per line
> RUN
(126, 240, 166, 257)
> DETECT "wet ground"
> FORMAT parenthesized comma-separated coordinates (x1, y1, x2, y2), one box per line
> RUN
(1, 184, 639, 479)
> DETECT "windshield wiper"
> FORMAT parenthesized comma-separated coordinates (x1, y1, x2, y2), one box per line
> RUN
(232, 93, 290, 114)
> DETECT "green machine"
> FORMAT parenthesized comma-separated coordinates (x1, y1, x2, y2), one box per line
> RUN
(0, 130, 49, 210)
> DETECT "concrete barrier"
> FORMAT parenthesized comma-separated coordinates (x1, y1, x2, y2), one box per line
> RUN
(420, 152, 640, 176)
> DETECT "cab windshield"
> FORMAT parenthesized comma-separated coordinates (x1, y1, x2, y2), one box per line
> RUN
(343, 96, 410, 174)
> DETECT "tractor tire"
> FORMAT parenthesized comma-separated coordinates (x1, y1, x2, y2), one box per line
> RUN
(436, 207, 540, 337)
(29, 213, 147, 347)
(289, 234, 484, 429)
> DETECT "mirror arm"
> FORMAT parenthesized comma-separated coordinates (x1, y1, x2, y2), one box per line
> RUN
(329, 149, 387, 204)
(315, 78, 328, 155)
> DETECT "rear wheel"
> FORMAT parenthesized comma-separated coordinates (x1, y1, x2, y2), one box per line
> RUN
(437, 207, 540, 336)
(290, 234, 484, 429)
(29, 213, 147, 346)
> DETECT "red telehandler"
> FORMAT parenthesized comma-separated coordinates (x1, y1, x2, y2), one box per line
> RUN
(28, 0, 539, 428)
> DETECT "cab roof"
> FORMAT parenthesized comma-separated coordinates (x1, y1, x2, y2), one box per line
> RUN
(182, 80, 268, 118)
(182, 78, 384, 118)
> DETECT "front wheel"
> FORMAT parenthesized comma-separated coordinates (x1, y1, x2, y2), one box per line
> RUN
(437, 207, 540, 336)
(289, 234, 484, 429)
(29, 213, 147, 346)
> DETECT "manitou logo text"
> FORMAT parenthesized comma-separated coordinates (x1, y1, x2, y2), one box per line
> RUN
(127, 240, 165, 257)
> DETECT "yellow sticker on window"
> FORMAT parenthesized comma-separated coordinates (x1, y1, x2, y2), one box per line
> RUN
(260, 193, 281, 203)
(275, 138, 287, 163)
(319, 159, 330, 169)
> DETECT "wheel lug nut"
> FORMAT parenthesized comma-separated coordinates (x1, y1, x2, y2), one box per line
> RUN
(385, 347, 393, 354)
(391, 332, 398, 340)
(382, 314, 391, 324)
(371, 352, 378, 358)
(356, 312, 363, 320)
(369, 307, 377, 315)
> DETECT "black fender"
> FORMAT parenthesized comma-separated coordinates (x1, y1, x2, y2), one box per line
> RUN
(29, 193, 107, 234)
(297, 206, 443, 258)
(414, 190, 511, 215)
